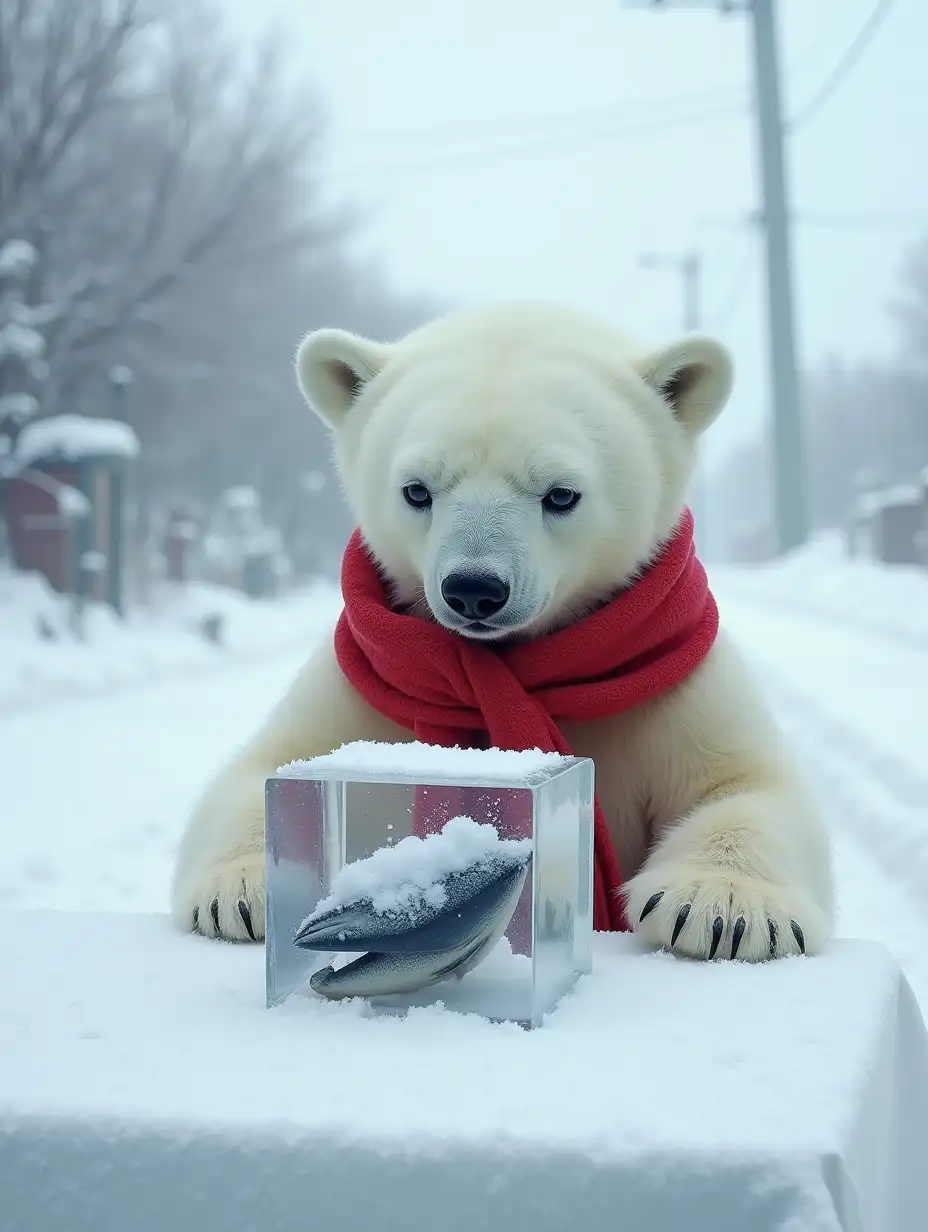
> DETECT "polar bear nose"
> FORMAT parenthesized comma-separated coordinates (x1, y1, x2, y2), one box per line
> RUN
(440, 572, 511, 621)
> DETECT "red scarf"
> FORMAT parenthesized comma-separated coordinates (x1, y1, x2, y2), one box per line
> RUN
(334, 508, 718, 933)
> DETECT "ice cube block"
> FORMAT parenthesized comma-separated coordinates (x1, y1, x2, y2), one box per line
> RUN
(265, 742, 594, 1028)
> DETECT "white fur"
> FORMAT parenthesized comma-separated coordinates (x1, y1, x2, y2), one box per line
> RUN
(172, 303, 833, 961)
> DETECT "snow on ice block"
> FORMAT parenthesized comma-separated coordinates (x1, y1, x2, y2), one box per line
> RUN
(266, 742, 594, 1027)
(2, 915, 928, 1232)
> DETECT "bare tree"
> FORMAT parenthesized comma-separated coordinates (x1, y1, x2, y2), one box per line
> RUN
(0, 0, 439, 578)
(0, 0, 154, 220)
(0, 0, 349, 409)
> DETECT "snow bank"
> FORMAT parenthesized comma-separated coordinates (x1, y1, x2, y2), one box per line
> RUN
(15, 413, 140, 466)
(0, 565, 343, 714)
(306, 815, 532, 920)
(1, 912, 927, 1231)
(281, 740, 568, 781)
(714, 529, 928, 647)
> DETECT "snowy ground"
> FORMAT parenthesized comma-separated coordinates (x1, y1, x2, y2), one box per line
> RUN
(715, 584, 928, 1013)
(719, 530, 928, 650)
(0, 565, 342, 714)
(1, 547, 926, 1018)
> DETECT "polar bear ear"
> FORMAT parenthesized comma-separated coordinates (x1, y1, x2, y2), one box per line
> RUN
(295, 328, 391, 428)
(637, 334, 733, 435)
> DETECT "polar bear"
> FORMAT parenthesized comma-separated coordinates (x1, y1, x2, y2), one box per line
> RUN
(171, 302, 833, 963)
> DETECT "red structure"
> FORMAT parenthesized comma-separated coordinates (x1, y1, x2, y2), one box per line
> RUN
(5, 467, 80, 594)
(5, 415, 138, 614)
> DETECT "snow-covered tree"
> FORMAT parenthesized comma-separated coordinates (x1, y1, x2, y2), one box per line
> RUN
(0, 240, 45, 461)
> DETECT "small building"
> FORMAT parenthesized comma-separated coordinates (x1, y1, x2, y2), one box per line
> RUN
(848, 484, 925, 566)
(6, 414, 139, 614)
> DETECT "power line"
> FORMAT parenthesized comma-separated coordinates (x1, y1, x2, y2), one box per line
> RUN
(338, 85, 749, 148)
(335, 9, 869, 152)
(786, 0, 895, 133)
(698, 208, 924, 233)
(326, 0, 897, 186)
(326, 1, 897, 183)
(330, 101, 744, 183)
(792, 209, 923, 231)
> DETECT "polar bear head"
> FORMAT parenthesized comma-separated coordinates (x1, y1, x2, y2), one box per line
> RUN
(296, 303, 731, 641)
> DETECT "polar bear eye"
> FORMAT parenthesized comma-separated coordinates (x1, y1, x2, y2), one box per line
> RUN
(542, 486, 581, 514)
(402, 482, 433, 510)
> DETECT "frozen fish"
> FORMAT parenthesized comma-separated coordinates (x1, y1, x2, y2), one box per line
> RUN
(295, 853, 531, 1000)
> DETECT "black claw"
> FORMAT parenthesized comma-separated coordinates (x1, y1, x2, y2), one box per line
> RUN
(671, 903, 691, 946)
(768, 917, 778, 959)
(790, 919, 806, 955)
(730, 915, 747, 960)
(639, 891, 664, 923)
(209, 897, 220, 936)
(708, 915, 724, 959)
(238, 900, 257, 941)
(192, 906, 199, 932)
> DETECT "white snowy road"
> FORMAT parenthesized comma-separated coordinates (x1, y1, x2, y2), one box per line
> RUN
(2, 584, 926, 1009)
(0, 653, 307, 915)
(716, 581, 928, 1009)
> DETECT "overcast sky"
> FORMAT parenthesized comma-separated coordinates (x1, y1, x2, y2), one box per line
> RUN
(228, 0, 925, 471)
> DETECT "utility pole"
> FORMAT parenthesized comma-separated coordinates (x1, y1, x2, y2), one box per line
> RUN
(624, 0, 807, 555)
(748, 0, 805, 553)
(638, 249, 710, 555)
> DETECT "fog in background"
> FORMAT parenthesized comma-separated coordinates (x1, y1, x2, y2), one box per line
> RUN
(4, 6, 928, 1161)
(1, 0, 924, 575)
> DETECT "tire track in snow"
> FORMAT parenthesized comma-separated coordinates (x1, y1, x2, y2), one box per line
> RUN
(715, 570, 928, 654)
(766, 679, 928, 922)
(759, 679, 928, 1011)
(716, 585, 928, 1007)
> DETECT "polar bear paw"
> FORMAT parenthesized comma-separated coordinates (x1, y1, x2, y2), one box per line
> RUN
(176, 853, 266, 942)
(622, 865, 825, 962)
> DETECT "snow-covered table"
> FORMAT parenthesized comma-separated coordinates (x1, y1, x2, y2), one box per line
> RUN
(2, 912, 927, 1232)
